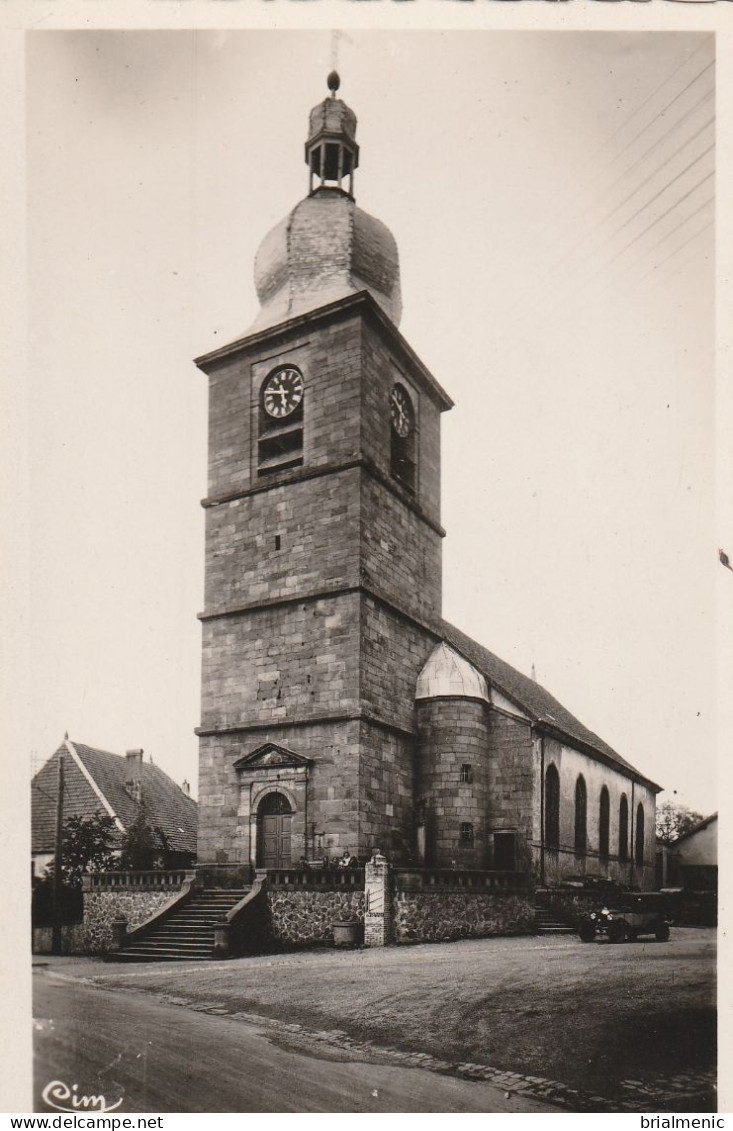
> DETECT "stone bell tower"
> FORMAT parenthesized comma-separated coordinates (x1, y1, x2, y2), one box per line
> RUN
(195, 74, 452, 869)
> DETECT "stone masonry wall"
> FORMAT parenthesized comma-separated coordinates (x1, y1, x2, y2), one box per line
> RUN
(360, 595, 437, 734)
(198, 718, 362, 864)
(393, 890, 535, 944)
(360, 316, 444, 530)
(541, 737, 658, 889)
(200, 592, 361, 732)
(487, 712, 536, 872)
(266, 889, 365, 947)
(204, 469, 361, 613)
(202, 310, 366, 502)
(359, 473, 442, 625)
(357, 719, 415, 863)
(82, 890, 179, 954)
(416, 697, 491, 867)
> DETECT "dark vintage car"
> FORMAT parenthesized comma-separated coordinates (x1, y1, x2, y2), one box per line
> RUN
(578, 892, 672, 943)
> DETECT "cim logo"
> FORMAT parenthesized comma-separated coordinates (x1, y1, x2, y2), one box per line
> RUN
(41, 1081, 123, 1113)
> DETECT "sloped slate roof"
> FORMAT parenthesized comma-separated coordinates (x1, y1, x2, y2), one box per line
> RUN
(32, 740, 198, 856)
(671, 812, 717, 845)
(440, 620, 661, 792)
(32, 743, 105, 854)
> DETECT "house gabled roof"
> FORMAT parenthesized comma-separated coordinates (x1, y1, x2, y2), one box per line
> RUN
(440, 620, 662, 793)
(671, 812, 717, 846)
(31, 739, 198, 857)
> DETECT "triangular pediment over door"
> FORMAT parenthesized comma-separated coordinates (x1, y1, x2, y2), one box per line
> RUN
(233, 742, 312, 772)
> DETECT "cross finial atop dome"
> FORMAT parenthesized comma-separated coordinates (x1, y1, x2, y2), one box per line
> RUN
(305, 78, 359, 198)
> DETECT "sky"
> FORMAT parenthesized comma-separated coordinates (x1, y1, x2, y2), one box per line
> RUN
(25, 29, 716, 815)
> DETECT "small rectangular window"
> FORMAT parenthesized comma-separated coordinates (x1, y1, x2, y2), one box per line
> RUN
(460, 764, 473, 784)
(459, 822, 474, 844)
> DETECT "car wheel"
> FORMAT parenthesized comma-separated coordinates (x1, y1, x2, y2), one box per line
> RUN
(626, 929, 637, 942)
(608, 922, 627, 944)
(578, 922, 595, 943)
(655, 923, 670, 942)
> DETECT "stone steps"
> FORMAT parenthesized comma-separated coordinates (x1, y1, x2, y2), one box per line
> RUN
(534, 906, 576, 934)
(116, 888, 249, 962)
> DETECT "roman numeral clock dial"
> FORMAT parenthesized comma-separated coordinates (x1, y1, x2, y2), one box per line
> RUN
(390, 383, 413, 437)
(263, 367, 304, 419)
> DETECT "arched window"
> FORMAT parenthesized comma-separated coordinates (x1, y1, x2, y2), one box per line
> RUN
(599, 787, 610, 860)
(258, 365, 304, 476)
(635, 803, 645, 867)
(619, 794, 629, 862)
(545, 764, 560, 849)
(574, 775, 587, 854)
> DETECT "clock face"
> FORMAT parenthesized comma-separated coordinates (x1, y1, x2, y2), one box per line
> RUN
(390, 384, 413, 438)
(263, 367, 304, 419)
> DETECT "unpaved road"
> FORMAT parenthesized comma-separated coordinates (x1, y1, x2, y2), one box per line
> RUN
(33, 969, 557, 1114)
(36, 927, 716, 1111)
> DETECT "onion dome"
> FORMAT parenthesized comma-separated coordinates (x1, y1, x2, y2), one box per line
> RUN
(246, 75, 402, 335)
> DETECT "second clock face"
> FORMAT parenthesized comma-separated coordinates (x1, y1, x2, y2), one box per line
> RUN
(390, 384, 413, 438)
(263, 367, 304, 419)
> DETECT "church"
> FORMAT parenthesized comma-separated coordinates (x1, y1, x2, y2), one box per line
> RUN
(193, 74, 660, 891)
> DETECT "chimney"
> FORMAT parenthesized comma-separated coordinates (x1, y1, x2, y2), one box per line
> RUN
(182, 779, 190, 798)
(125, 749, 144, 802)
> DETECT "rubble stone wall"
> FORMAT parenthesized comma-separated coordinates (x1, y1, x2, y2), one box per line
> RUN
(393, 889, 535, 944)
(82, 889, 180, 954)
(266, 889, 365, 947)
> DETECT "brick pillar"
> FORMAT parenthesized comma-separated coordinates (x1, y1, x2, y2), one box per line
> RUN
(364, 849, 393, 947)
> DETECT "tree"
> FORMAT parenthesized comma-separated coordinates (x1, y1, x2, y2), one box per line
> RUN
(47, 810, 118, 888)
(34, 810, 117, 926)
(118, 804, 162, 871)
(656, 800, 705, 845)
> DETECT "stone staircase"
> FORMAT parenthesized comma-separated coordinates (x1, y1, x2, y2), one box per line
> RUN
(117, 888, 249, 961)
(534, 904, 576, 936)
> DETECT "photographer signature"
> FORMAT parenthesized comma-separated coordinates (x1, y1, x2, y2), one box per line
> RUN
(42, 1080, 123, 1113)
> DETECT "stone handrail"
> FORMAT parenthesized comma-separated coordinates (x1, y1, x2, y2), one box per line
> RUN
(83, 869, 193, 892)
(214, 870, 269, 958)
(267, 867, 365, 890)
(394, 868, 530, 892)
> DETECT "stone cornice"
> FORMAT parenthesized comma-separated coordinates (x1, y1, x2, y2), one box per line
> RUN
(200, 456, 446, 538)
(195, 709, 416, 742)
(193, 291, 453, 413)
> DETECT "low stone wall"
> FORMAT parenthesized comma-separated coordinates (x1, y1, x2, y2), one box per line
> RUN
(83, 889, 181, 954)
(393, 890, 535, 944)
(266, 890, 365, 947)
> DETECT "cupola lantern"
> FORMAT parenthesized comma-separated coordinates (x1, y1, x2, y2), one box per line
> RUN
(305, 72, 360, 197)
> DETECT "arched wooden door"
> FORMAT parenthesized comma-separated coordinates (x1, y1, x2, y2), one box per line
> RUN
(257, 792, 292, 869)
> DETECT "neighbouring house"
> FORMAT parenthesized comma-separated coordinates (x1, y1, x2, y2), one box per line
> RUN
(193, 74, 661, 890)
(31, 737, 198, 878)
(661, 812, 718, 892)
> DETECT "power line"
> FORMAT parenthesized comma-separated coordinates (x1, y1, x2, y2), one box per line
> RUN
(599, 169, 714, 277)
(606, 59, 715, 171)
(638, 217, 714, 285)
(494, 182, 713, 370)
(570, 36, 711, 183)
(502, 162, 714, 354)
(502, 81, 714, 322)
(602, 119, 714, 228)
(594, 196, 714, 298)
